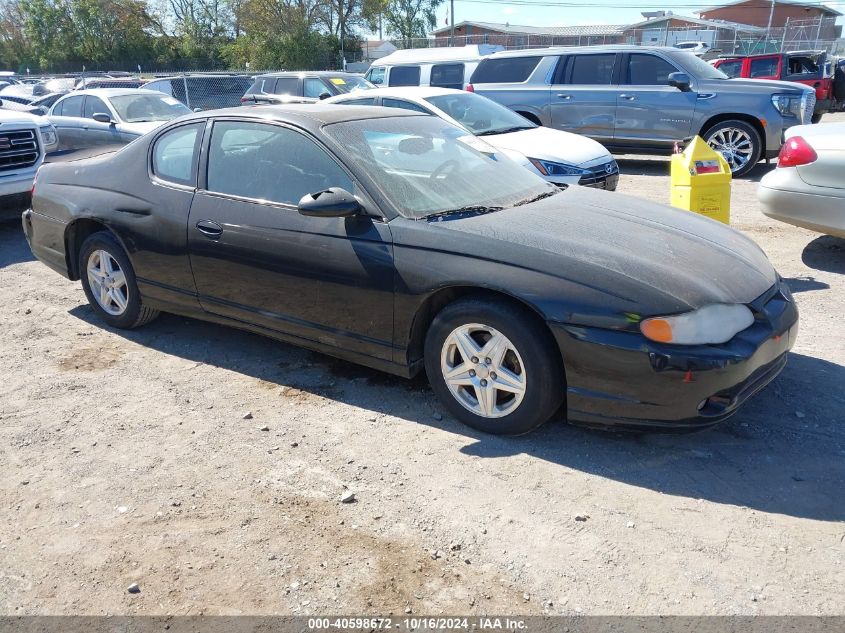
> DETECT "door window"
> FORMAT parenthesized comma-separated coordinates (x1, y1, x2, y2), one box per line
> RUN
(366, 67, 385, 85)
(84, 96, 109, 119)
(382, 98, 430, 113)
(626, 54, 678, 85)
(273, 77, 299, 95)
(563, 54, 616, 85)
(750, 57, 779, 78)
(206, 121, 353, 206)
(430, 63, 464, 89)
(58, 95, 84, 117)
(717, 60, 742, 78)
(388, 66, 421, 87)
(304, 78, 331, 98)
(152, 123, 203, 186)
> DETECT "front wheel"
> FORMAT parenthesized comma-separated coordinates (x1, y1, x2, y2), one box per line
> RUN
(811, 112, 823, 124)
(702, 120, 762, 178)
(424, 297, 564, 435)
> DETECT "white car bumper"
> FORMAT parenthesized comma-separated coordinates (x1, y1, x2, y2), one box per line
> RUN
(758, 168, 845, 239)
(0, 168, 36, 199)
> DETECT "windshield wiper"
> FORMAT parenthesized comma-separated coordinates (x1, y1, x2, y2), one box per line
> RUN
(425, 205, 504, 221)
(476, 125, 534, 136)
(513, 190, 561, 207)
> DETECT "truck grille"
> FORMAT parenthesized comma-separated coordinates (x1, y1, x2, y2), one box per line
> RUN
(578, 161, 619, 190)
(0, 129, 40, 172)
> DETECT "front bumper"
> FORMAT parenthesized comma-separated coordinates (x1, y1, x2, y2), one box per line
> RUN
(550, 280, 799, 430)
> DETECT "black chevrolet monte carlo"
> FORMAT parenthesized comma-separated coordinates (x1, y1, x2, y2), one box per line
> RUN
(22, 105, 798, 435)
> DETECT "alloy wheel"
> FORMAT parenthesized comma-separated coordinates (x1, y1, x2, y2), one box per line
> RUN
(86, 249, 128, 316)
(706, 127, 754, 173)
(440, 323, 527, 419)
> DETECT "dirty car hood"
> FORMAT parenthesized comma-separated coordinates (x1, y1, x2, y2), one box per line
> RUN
(426, 187, 776, 315)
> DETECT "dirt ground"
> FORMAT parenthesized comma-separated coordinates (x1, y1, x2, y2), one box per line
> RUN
(1, 113, 843, 617)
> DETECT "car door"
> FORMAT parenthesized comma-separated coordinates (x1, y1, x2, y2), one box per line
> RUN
(548, 53, 619, 143)
(613, 52, 697, 147)
(187, 119, 395, 360)
(81, 95, 125, 147)
(49, 94, 85, 151)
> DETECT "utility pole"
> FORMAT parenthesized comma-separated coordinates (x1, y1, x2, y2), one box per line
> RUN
(450, 0, 455, 44)
(765, 0, 776, 46)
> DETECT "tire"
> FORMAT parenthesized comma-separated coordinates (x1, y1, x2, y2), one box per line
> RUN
(811, 112, 823, 124)
(424, 297, 564, 435)
(702, 119, 762, 178)
(79, 231, 159, 329)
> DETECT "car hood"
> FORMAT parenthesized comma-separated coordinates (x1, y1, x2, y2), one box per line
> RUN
(482, 127, 609, 166)
(702, 77, 811, 95)
(415, 187, 776, 317)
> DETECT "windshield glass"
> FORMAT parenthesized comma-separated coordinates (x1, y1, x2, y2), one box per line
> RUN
(424, 92, 536, 136)
(324, 115, 555, 220)
(675, 52, 729, 79)
(329, 76, 375, 93)
(110, 94, 191, 122)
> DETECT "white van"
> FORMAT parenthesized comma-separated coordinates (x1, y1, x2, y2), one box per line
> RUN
(364, 45, 503, 90)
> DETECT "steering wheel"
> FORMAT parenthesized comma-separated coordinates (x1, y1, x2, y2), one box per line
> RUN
(430, 159, 460, 181)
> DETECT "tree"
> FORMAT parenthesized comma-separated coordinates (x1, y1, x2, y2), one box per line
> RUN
(381, 0, 440, 45)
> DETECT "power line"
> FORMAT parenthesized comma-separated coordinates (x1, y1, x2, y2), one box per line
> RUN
(449, 0, 845, 7)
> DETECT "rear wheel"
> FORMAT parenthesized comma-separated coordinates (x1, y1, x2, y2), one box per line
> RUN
(79, 231, 159, 329)
(702, 119, 762, 178)
(424, 297, 564, 435)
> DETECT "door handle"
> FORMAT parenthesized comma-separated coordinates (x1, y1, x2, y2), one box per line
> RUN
(619, 94, 637, 101)
(195, 219, 223, 238)
(556, 93, 572, 100)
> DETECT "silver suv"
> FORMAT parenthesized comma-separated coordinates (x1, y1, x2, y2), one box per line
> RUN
(468, 46, 815, 176)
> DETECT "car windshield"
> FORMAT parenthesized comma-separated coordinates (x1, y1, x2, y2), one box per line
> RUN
(424, 92, 536, 136)
(329, 76, 375, 93)
(110, 94, 191, 122)
(323, 115, 556, 220)
(676, 52, 729, 79)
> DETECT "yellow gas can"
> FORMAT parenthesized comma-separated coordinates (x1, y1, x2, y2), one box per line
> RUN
(670, 136, 732, 224)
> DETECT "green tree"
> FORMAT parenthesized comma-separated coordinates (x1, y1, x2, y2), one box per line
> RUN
(381, 0, 440, 45)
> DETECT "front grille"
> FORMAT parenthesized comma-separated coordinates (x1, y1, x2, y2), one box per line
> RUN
(803, 93, 816, 125)
(0, 129, 40, 172)
(578, 161, 619, 190)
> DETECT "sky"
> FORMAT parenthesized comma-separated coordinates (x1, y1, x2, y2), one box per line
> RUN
(429, 0, 845, 32)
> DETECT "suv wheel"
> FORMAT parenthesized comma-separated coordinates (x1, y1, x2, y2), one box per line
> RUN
(702, 120, 762, 178)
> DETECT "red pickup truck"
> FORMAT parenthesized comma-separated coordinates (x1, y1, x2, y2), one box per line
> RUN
(712, 51, 841, 122)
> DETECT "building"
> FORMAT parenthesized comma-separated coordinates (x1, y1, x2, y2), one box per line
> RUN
(362, 40, 397, 62)
(697, 0, 842, 41)
(622, 13, 768, 52)
(430, 21, 627, 48)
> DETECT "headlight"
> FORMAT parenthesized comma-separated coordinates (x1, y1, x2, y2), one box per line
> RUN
(640, 304, 754, 345)
(528, 158, 589, 177)
(771, 94, 802, 119)
(39, 125, 58, 147)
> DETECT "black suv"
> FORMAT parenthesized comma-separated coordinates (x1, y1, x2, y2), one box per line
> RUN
(143, 74, 252, 111)
(241, 72, 374, 104)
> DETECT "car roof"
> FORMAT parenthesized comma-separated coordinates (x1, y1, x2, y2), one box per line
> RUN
(486, 45, 682, 58)
(63, 88, 165, 98)
(334, 86, 460, 100)
(257, 71, 363, 78)
(183, 103, 426, 129)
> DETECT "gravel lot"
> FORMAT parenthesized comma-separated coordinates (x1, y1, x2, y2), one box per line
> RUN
(1, 114, 843, 616)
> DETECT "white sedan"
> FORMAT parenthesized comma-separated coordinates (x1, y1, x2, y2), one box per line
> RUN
(323, 87, 619, 190)
(758, 122, 845, 238)
(48, 88, 191, 152)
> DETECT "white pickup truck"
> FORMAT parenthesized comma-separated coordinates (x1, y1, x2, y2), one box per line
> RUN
(0, 108, 58, 217)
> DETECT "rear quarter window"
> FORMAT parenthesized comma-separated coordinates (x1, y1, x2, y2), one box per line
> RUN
(471, 56, 542, 84)
(388, 66, 421, 87)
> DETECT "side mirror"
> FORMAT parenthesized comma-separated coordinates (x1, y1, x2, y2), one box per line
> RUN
(668, 72, 692, 92)
(319, 92, 331, 100)
(34, 106, 48, 116)
(298, 187, 361, 218)
(193, 107, 202, 112)
(92, 112, 114, 124)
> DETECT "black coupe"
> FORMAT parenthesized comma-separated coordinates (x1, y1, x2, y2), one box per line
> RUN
(22, 105, 798, 435)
